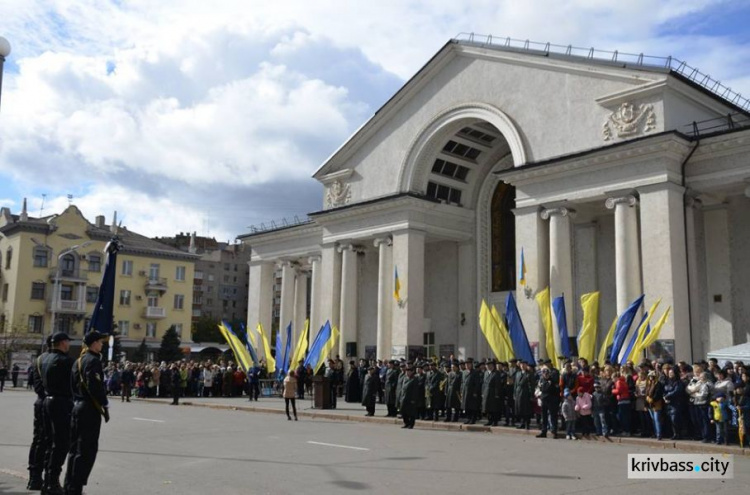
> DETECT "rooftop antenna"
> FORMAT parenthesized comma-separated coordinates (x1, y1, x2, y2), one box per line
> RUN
(39, 194, 46, 217)
(67, 194, 73, 206)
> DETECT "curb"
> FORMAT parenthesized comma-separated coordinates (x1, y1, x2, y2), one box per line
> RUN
(135, 399, 748, 456)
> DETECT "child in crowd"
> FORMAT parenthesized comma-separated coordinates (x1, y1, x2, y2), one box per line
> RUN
(561, 388, 577, 440)
(710, 392, 729, 445)
(575, 386, 593, 437)
(592, 382, 609, 438)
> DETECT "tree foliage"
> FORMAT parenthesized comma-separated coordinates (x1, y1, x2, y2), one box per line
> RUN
(191, 315, 222, 343)
(157, 325, 183, 363)
(132, 338, 148, 363)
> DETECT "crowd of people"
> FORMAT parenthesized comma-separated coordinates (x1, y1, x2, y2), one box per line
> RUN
(101, 353, 749, 445)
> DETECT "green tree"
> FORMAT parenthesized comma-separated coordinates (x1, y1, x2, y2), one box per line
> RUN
(191, 315, 222, 343)
(132, 338, 148, 363)
(158, 326, 183, 363)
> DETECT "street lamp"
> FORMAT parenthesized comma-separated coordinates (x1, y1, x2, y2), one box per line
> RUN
(0, 36, 10, 112)
(50, 241, 93, 337)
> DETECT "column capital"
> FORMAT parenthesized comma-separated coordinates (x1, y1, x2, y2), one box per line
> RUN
(540, 206, 576, 220)
(605, 195, 638, 210)
(373, 237, 392, 248)
(307, 255, 321, 264)
(337, 243, 365, 254)
(684, 193, 703, 209)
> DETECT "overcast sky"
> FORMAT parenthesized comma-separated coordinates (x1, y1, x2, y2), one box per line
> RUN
(1, 1, 749, 242)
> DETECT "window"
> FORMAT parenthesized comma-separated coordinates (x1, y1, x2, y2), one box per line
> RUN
(147, 295, 159, 308)
(442, 139, 481, 160)
(174, 294, 184, 310)
(60, 285, 73, 301)
(233, 264, 238, 272)
(5, 247, 12, 269)
(174, 323, 183, 338)
(175, 266, 186, 281)
(31, 282, 46, 300)
(192, 309, 201, 317)
(206, 298, 213, 306)
(2, 283, 8, 302)
(193, 296, 202, 305)
(457, 126, 497, 144)
(58, 316, 73, 334)
(223, 275, 230, 283)
(28, 315, 44, 333)
(207, 274, 215, 282)
(224, 263, 230, 270)
(119, 290, 131, 306)
(146, 322, 156, 338)
(61, 254, 75, 276)
(426, 181, 462, 205)
(118, 320, 129, 337)
(122, 260, 133, 276)
(149, 263, 160, 280)
(86, 286, 98, 303)
(423, 332, 436, 359)
(207, 286, 213, 293)
(491, 182, 517, 292)
(431, 159, 470, 181)
(33, 247, 49, 267)
(88, 254, 102, 272)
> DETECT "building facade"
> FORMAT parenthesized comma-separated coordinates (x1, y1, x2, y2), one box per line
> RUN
(240, 37, 750, 363)
(0, 204, 197, 357)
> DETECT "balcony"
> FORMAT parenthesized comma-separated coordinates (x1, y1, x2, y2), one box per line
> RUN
(144, 277, 168, 293)
(48, 298, 87, 314)
(143, 306, 166, 319)
(50, 268, 88, 282)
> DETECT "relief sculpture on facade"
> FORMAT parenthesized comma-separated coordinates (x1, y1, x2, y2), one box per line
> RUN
(603, 101, 656, 141)
(325, 180, 351, 208)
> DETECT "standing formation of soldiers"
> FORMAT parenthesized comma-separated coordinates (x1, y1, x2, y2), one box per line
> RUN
(370, 357, 540, 429)
(26, 331, 110, 495)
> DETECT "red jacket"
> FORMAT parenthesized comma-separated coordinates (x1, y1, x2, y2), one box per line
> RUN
(612, 377, 631, 402)
(577, 374, 594, 394)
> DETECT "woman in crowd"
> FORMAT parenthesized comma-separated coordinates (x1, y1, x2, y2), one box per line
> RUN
(283, 370, 298, 421)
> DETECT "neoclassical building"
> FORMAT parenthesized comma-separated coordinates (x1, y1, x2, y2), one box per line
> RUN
(240, 36, 750, 363)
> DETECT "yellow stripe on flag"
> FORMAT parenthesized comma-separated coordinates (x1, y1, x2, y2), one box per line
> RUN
(480, 300, 506, 362)
(578, 292, 600, 362)
(315, 325, 339, 374)
(636, 307, 671, 356)
(218, 324, 253, 372)
(598, 317, 617, 364)
(535, 287, 557, 368)
(290, 319, 309, 367)
(257, 323, 276, 374)
(491, 304, 514, 361)
(627, 299, 661, 363)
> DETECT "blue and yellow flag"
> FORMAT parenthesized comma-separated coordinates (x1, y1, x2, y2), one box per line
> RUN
(552, 295, 571, 359)
(394, 267, 401, 302)
(505, 292, 534, 364)
(258, 323, 276, 374)
(577, 292, 599, 363)
(609, 295, 645, 363)
(218, 321, 253, 373)
(290, 319, 309, 367)
(316, 326, 340, 374)
(519, 247, 527, 286)
(304, 321, 331, 372)
(535, 287, 556, 368)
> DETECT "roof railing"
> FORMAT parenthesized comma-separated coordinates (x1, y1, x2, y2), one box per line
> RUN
(684, 113, 750, 137)
(454, 33, 750, 112)
(246, 215, 312, 234)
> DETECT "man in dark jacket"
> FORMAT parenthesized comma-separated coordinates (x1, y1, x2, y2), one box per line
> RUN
(41, 332, 74, 495)
(461, 359, 482, 424)
(26, 337, 52, 490)
(444, 361, 463, 422)
(415, 363, 427, 419)
(170, 364, 181, 405)
(362, 366, 380, 416)
(427, 362, 446, 421)
(384, 361, 399, 417)
(295, 360, 307, 399)
(64, 331, 110, 495)
(536, 367, 560, 438)
(482, 360, 504, 426)
(514, 361, 534, 430)
(399, 367, 418, 429)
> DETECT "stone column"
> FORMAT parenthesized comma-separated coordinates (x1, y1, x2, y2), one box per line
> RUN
(319, 243, 342, 331)
(308, 255, 322, 334)
(638, 183, 690, 361)
(278, 261, 296, 337)
(338, 243, 360, 358)
(374, 237, 393, 360)
(541, 207, 575, 351)
(605, 195, 642, 313)
(292, 268, 309, 347)
(247, 261, 274, 335)
(513, 206, 550, 359)
(685, 196, 707, 361)
(390, 229, 425, 359)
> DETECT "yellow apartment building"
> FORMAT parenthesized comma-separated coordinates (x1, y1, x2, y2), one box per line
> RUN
(0, 203, 197, 359)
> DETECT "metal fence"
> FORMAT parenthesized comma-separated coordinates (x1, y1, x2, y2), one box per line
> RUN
(683, 113, 750, 138)
(454, 33, 750, 112)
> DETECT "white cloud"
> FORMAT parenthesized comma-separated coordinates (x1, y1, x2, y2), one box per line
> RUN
(0, 0, 748, 240)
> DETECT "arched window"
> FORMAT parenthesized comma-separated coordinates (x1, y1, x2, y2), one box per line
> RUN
(490, 182, 516, 292)
(61, 253, 76, 276)
(5, 247, 11, 270)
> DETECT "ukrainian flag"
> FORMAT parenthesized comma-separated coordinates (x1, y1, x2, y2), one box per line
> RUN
(519, 247, 527, 286)
(394, 267, 401, 302)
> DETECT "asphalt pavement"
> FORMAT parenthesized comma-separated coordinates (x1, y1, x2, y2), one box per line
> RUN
(1, 390, 748, 494)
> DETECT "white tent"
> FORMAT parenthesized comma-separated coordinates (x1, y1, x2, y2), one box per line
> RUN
(707, 342, 750, 366)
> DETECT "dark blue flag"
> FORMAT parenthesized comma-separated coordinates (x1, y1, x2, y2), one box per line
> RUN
(505, 292, 534, 364)
(552, 295, 571, 359)
(303, 321, 331, 371)
(240, 323, 259, 364)
(280, 323, 292, 377)
(86, 237, 121, 336)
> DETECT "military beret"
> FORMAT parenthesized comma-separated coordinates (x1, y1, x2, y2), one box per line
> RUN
(84, 331, 106, 346)
(51, 332, 71, 344)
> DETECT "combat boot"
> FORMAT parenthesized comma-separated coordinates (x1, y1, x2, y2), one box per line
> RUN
(42, 477, 64, 495)
(26, 473, 43, 491)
